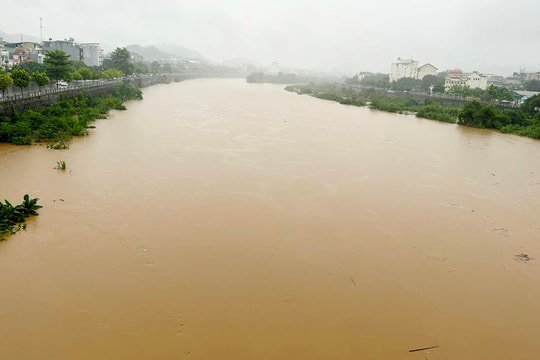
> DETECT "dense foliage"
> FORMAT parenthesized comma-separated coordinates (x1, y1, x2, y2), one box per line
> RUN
(0, 82, 143, 145)
(44, 49, 72, 84)
(285, 83, 460, 123)
(0, 194, 42, 240)
(458, 98, 540, 138)
(285, 83, 540, 139)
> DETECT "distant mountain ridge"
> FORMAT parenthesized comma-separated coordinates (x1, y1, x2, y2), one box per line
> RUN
(0, 30, 41, 43)
(126, 43, 206, 62)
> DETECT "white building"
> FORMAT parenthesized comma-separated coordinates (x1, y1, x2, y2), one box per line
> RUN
(81, 43, 103, 67)
(389, 58, 419, 82)
(417, 63, 438, 80)
(444, 71, 488, 91)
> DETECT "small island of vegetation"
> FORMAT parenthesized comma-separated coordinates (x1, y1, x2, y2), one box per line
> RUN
(0, 194, 42, 240)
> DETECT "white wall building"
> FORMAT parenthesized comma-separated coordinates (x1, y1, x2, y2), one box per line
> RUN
(389, 58, 419, 82)
(417, 63, 438, 80)
(444, 71, 488, 91)
(81, 43, 103, 67)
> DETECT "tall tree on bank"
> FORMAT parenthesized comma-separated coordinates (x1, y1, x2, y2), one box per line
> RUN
(110, 47, 133, 75)
(0, 72, 14, 97)
(32, 71, 50, 92)
(44, 50, 72, 88)
(11, 68, 31, 95)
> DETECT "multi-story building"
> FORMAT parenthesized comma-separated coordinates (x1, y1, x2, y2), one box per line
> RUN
(81, 43, 103, 67)
(389, 58, 419, 82)
(444, 71, 488, 91)
(42, 39, 83, 62)
(417, 63, 438, 79)
(3, 41, 44, 65)
(43, 39, 103, 67)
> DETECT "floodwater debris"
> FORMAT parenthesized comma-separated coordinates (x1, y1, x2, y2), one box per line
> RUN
(513, 254, 534, 263)
(409, 345, 440, 353)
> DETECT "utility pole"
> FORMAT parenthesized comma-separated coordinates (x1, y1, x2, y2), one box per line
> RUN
(40, 17, 43, 43)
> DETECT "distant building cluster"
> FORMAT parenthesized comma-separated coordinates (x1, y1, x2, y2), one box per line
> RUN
(388, 57, 540, 93)
(389, 58, 437, 82)
(0, 36, 103, 69)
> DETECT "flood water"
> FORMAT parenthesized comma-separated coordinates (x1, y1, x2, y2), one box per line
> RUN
(1, 78, 539, 359)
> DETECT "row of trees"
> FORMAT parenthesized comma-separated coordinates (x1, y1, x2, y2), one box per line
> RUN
(0, 47, 139, 96)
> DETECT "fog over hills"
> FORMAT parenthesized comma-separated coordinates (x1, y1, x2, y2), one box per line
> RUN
(0, 30, 41, 43)
(126, 44, 207, 62)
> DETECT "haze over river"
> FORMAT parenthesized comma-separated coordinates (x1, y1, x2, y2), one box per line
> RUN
(1, 79, 539, 359)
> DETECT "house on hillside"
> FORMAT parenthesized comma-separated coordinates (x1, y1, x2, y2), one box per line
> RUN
(417, 63, 437, 79)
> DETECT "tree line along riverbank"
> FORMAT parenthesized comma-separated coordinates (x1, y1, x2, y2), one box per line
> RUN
(0, 81, 142, 146)
(285, 83, 540, 139)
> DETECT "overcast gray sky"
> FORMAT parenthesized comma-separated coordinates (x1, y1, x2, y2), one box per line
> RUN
(3, 0, 539, 75)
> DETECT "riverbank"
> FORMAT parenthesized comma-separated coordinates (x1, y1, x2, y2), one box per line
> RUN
(0, 81, 142, 146)
(285, 83, 540, 139)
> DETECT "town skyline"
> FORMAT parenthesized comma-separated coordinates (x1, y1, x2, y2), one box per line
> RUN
(2, 0, 539, 76)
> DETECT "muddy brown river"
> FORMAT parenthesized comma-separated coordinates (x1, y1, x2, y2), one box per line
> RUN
(1, 79, 539, 359)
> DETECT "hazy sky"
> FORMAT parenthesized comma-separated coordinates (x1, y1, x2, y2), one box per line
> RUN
(3, 0, 540, 75)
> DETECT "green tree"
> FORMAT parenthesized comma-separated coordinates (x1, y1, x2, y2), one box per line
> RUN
(246, 72, 265, 83)
(44, 49, 72, 87)
(458, 101, 511, 129)
(31, 71, 50, 92)
(521, 94, 540, 116)
(110, 47, 133, 75)
(432, 83, 445, 94)
(101, 69, 124, 79)
(71, 71, 83, 81)
(150, 61, 162, 73)
(487, 85, 514, 102)
(447, 85, 474, 97)
(14, 61, 45, 75)
(360, 73, 390, 89)
(133, 61, 149, 74)
(0, 72, 14, 97)
(77, 67, 93, 80)
(524, 79, 540, 92)
(390, 77, 422, 92)
(11, 68, 31, 95)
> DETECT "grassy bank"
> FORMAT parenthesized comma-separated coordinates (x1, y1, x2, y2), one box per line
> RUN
(286, 83, 460, 123)
(0, 81, 142, 146)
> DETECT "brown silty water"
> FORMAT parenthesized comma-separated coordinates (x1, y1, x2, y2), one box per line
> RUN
(0, 79, 539, 359)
